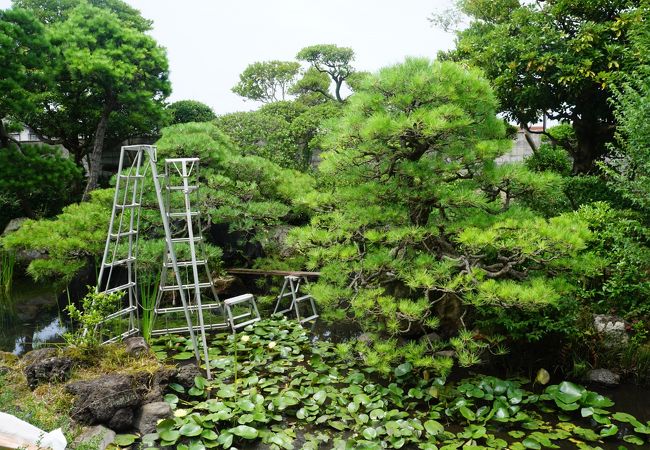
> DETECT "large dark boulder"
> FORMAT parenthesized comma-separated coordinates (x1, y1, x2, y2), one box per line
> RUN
(124, 337, 149, 357)
(66, 373, 148, 426)
(24, 356, 73, 389)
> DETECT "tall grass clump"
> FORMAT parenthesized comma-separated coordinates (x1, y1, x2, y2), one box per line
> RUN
(0, 250, 16, 296)
(139, 272, 159, 342)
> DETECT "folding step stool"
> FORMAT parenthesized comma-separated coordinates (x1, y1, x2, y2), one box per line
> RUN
(272, 275, 318, 323)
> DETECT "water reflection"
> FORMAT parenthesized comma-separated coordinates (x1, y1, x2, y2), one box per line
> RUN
(0, 278, 67, 355)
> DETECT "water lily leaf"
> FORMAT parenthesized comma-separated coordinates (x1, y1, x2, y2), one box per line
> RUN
(363, 427, 378, 439)
(509, 431, 526, 439)
(369, 409, 386, 420)
(313, 390, 327, 404)
(556, 381, 584, 404)
(624, 434, 644, 446)
(329, 420, 347, 431)
(188, 386, 204, 396)
(581, 407, 594, 417)
(114, 434, 137, 446)
(164, 393, 179, 406)
(459, 406, 476, 421)
(237, 398, 256, 412)
(600, 425, 618, 437)
(229, 425, 258, 439)
(173, 352, 194, 360)
(424, 420, 444, 436)
(394, 363, 412, 377)
(522, 438, 541, 449)
(201, 429, 218, 440)
(179, 422, 203, 437)
(159, 429, 180, 443)
(194, 376, 208, 390)
(347, 402, 360, 414)
(613, 412, 643, 427)
(188, 441, 206, 450)
(169, 383, 185, 393)
(217, 432, 233, 448)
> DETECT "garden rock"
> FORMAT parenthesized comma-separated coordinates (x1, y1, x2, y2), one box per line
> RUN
(419, 332, 442, 347)
(73, 425, 116, 450)
(124, 337, 149, 357)
(593, 314, 629, 348)
(135, 402, 172, 435)
(144, 367, 177, 403)
(21, 348, 57, 366)
(24, 356, 73, 389)
(66, 373, 147, 426)
(585, 368, 620, 387)
(108, 407, 134, 432)
(2, 217, 27, 236)
(174, 363, 201, 389)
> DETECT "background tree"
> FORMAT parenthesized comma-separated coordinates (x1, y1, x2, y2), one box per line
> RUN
(7, 0, 170, 198)
(0, 7, 51, 147)
(439, 0, 641, 173)
(288, 58, 593, 374)
(296, 44, 355, 102)
(232, 60, 301, 103)
(167, 100, 216, 124)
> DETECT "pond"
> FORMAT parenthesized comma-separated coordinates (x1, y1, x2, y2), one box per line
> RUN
(0, 277, 68, 355)
(2, 277, 650, 449)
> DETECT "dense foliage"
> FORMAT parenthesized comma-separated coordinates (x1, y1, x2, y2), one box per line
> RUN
(2, 0, 171, 198)
(167, 100, 216, 124)
(439, 0, 641, 173)
(286, 58, 596, 375)
(0, 144, 82, 220)
(232, 60, 301, 103)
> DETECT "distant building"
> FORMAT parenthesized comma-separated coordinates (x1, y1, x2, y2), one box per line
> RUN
(8, 125, 42, 144)
(496, 125, 543, 164)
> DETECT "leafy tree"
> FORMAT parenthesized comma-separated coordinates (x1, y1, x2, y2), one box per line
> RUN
(9, 0, 170, 198)
(289, 67, 333, 105)
(288, 58, 594, 374)
(0, 144, 82, 219)
(232, 60, 301, 103)
(167, 100, 216, 124)
(439, 0, 641, 173)
(605, 5, 650, 212)
(0, 7, 51, 147)
(296, 44, 355, 102)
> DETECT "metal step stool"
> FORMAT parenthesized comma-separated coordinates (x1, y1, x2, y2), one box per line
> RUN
(273, 275, 319, 323)
(224, 294, 261, 331)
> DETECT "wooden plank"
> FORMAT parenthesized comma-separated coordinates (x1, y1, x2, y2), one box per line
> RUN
(226, 268, 321, 277)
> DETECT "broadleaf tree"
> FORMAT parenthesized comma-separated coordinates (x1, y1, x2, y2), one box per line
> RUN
(296, 44, 355, 102)
(438, 0, 642, 173)
(232, 60, 301, 103)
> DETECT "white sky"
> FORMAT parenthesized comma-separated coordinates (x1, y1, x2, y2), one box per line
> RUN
(1, 0, 457, 114)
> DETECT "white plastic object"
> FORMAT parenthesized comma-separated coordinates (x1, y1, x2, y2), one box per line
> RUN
(0, 412, 67, 450)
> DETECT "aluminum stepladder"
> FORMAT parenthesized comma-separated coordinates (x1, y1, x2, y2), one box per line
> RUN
(96, 145, 213, 378)
(272, 275, 318, 323)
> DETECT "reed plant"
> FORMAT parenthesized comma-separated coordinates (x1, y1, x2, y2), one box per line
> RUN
(0, 250, 15, 296)
(139, 272, 159, 342)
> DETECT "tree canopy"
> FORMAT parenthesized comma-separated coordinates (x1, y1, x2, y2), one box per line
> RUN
(232, 60, 301, 103)
(296, 44, 355, 102)
(439, 0, 641, 173)
(288, 58, 594, 373)
(167, 100, 216, 124)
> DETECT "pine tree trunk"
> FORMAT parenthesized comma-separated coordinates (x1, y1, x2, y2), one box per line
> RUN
(82, 100, 113, 200)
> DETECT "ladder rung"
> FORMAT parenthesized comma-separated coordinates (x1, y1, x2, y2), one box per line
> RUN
(156, 303, 222, 314)
(279, 292, 295, 298)
(118, 174, 145, 180)
(160, 282, 212, 292)
(224, 294, 255, 306)
(103, 256, 136, 267)
(170, 237, 203, 243)
(166, 158, 200, 163)
(110, 230, 138, 239)
(167, 212, 200, 218)
(102, 305, 137, 321)
(163, 260, 207, 268)
(101, 282, 136, 295)
(299, 314, 319, 323)
(116, 203, 141, 210)
(232, 317, 260, 329)
(295, 295, 312, 302)
(166, 186, 198, 191)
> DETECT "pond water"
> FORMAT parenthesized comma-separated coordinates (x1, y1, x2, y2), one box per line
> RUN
(0, 278, 68, 355)
(2, 275, 650, 446)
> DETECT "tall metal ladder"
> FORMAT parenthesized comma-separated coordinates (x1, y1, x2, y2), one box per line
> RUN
(150, 158, 225, 378)
(97, 146, 212, 378)
(96, 146, 147, 343)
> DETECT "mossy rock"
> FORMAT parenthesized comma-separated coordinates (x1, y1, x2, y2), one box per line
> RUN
(0, 351, 19, 367)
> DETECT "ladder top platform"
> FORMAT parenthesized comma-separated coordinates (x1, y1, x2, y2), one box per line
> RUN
(226, 268, 321, 277)
(165, 157, 200, 163)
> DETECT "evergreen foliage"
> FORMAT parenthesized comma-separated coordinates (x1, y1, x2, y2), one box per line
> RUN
(288, 58, 595, 374)
(167, 100, 216, 124)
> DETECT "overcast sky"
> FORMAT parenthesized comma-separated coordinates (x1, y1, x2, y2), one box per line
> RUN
(1, 0, 457, 114)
